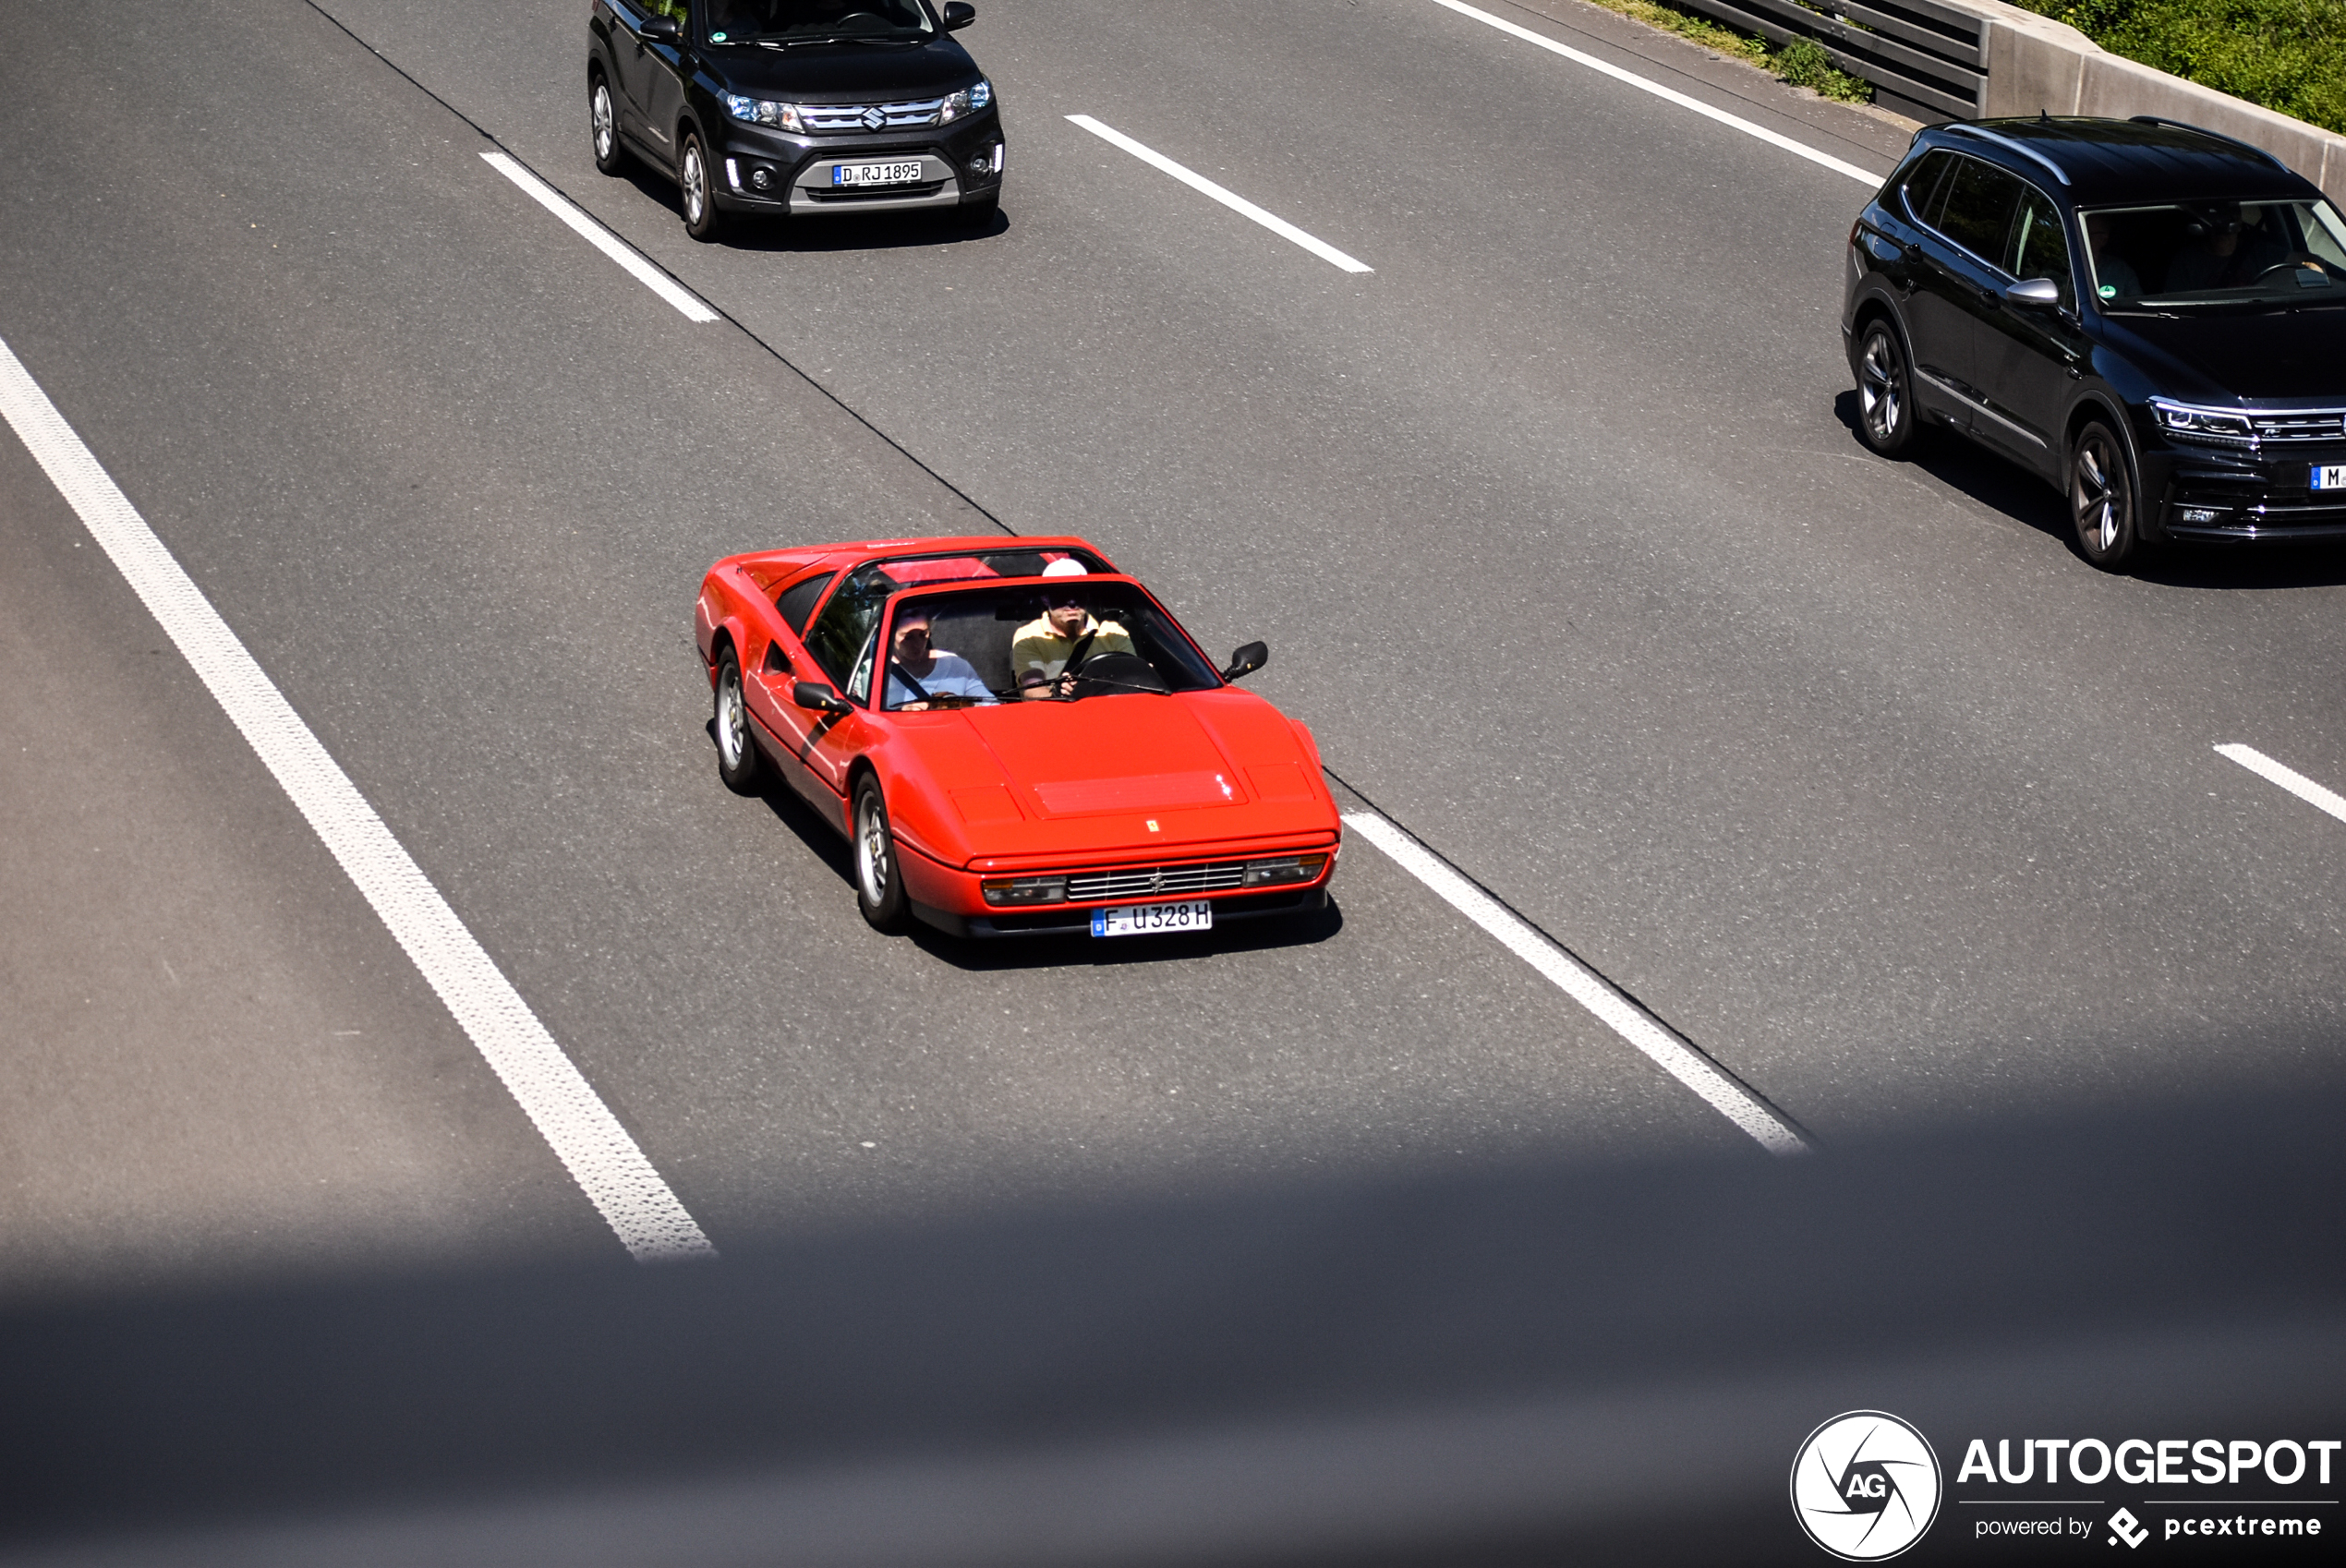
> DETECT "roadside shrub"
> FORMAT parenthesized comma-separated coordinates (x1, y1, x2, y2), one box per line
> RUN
(1772, 36, 1872, 101)
(2015, 0, 2346, 134)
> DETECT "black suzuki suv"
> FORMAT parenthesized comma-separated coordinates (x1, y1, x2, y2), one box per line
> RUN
(1844, 116, 2346, 569)
(589, 0, 1003, 240)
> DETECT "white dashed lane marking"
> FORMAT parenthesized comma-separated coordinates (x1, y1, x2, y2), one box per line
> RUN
(1341, 810, 1811, 1155)
(2218, 742, 2346, 826)
(1066, 115, 1375, 274)
(481, 150, 720, 323)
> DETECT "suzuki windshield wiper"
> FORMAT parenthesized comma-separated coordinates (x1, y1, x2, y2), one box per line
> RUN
(755, 32, 926, 48)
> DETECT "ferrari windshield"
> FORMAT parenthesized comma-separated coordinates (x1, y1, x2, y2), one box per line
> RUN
(876, 583, 1223, 711)
(703, 0, 936, 43)
(2083, 199, 2346, 308)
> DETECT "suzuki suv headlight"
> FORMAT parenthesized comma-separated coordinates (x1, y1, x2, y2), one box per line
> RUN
(722, 93, 805, 133)
(2150, 398, 2255, 447)
(938, 78, 992, 123)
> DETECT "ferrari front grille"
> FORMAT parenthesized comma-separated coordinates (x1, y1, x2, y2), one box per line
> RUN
(1066, 862, 1247, 901)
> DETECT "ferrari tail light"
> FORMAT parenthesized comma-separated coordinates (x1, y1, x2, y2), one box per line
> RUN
(1242, 854, 1328, 888)
(983, 874, 1068, 906)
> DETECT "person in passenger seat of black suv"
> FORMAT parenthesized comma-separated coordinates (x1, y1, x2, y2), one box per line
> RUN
(2085, 212, 2141, 301)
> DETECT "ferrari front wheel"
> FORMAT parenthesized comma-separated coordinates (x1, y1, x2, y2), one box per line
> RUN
(853, 775, 909, 933)
(713, 645, 760, 794)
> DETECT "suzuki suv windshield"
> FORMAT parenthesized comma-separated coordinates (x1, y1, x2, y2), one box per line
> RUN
(704, 0, 936, 44)
(2083, 199, 2346, 309)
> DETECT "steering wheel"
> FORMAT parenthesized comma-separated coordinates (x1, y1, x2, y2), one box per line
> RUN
(2254, 253, 2333, 284)
(1055, 626, 1101, 695)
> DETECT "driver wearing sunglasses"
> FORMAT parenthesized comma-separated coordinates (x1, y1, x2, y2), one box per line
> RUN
(1011, 562, 1133, 700)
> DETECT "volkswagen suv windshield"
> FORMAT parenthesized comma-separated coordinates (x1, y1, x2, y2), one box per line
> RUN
(2083, 199, 2346, 309)
(705, 0, 935, 44)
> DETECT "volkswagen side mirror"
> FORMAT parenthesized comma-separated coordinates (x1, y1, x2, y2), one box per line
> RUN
(2005, 278, 2062, 308)
(793, 680, 851, 714)
(1221, 642, 1268, 681)
(941, 3, 975, 29)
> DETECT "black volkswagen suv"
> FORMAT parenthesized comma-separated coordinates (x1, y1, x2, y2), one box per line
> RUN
(1844, 117, 2346, 569)
(589, 0, 1004, 240)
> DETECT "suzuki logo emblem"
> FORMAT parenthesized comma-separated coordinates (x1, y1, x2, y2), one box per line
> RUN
(861, 107, 886, 130)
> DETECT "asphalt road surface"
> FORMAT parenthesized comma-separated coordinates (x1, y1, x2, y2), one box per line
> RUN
(5, 0, 2345, 1416)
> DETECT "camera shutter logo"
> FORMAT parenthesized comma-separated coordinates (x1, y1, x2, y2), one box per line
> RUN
(1790, 1411, 1942, 1561)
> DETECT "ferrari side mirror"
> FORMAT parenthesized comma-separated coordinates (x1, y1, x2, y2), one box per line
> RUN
(1221, 641, 1268, 681)
(793, 680, 851, 714)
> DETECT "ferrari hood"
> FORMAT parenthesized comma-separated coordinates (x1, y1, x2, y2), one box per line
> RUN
(889, 691, 1336, 863)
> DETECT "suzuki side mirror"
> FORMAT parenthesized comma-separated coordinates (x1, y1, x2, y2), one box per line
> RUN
(638, 13, 682, 42)
(2004, 278, 2062, 308)
(793, 680, 851, 715)
(941, 3, 975, 29)
(1221, 642, 1268, 681)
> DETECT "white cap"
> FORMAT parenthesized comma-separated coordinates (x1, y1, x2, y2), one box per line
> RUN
(1041, 558, 1087, 577)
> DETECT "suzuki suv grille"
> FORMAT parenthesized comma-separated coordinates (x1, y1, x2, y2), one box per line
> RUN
(799, 98, 948, 133)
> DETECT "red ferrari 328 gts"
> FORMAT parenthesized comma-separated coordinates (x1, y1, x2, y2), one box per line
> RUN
(693, 536, 1342, 938)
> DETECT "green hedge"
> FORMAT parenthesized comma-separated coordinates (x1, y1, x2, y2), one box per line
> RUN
(2013, 0, 2346, 135)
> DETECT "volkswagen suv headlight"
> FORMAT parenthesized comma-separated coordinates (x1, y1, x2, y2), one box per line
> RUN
(722, 93, 805, 133)
(2150, 398, 2256, 447)
(937, 78, 992, 123)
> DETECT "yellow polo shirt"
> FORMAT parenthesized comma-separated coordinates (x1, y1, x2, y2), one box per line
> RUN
(1011, 614, 1134, 689)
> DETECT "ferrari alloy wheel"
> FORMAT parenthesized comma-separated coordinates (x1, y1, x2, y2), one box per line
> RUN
(1856, 320, 1916, 457)
(590, 78, 625, 175)
(2070, 420, 2140, 571)
(713, 646, 760, 794)
(853, 776, 909, 933)
(681, 133, 722, 241)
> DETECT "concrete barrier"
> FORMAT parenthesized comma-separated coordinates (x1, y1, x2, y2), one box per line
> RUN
(1661, 0, 2346, 202)
(1949, 0, 2346, 204)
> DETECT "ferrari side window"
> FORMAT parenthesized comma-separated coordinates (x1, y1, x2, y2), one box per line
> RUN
(803, 569, 888, 689)
(776, 571, 834, 635)
(845, 631, 877, 706)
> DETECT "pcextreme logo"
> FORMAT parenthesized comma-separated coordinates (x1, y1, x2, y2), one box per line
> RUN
(1792, 1410, 1944, 1561)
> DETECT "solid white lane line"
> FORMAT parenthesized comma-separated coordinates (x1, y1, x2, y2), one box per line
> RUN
(0, 335, 715, 1264)
(480, 151, 720, 323)
(1341, 811, 1809, 1156)
(2217, 743, 2346, 826)
(1066, 115, 1374, 273)
(1425, 0, 1883, 187)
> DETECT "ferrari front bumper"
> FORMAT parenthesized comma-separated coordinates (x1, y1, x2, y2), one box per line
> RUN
(909, 884, 1330, 939)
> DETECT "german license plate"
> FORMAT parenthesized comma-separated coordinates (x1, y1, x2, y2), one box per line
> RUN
(1090, 899, 1213, 937)
(833, 160, 924, 187)
(2315, 464, 2346, 490)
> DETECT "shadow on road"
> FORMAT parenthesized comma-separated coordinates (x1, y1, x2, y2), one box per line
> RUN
(611, 158, 1007, 252)
(1832, 392, 2346, 587)
(6, 1082, 2341, 1566)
